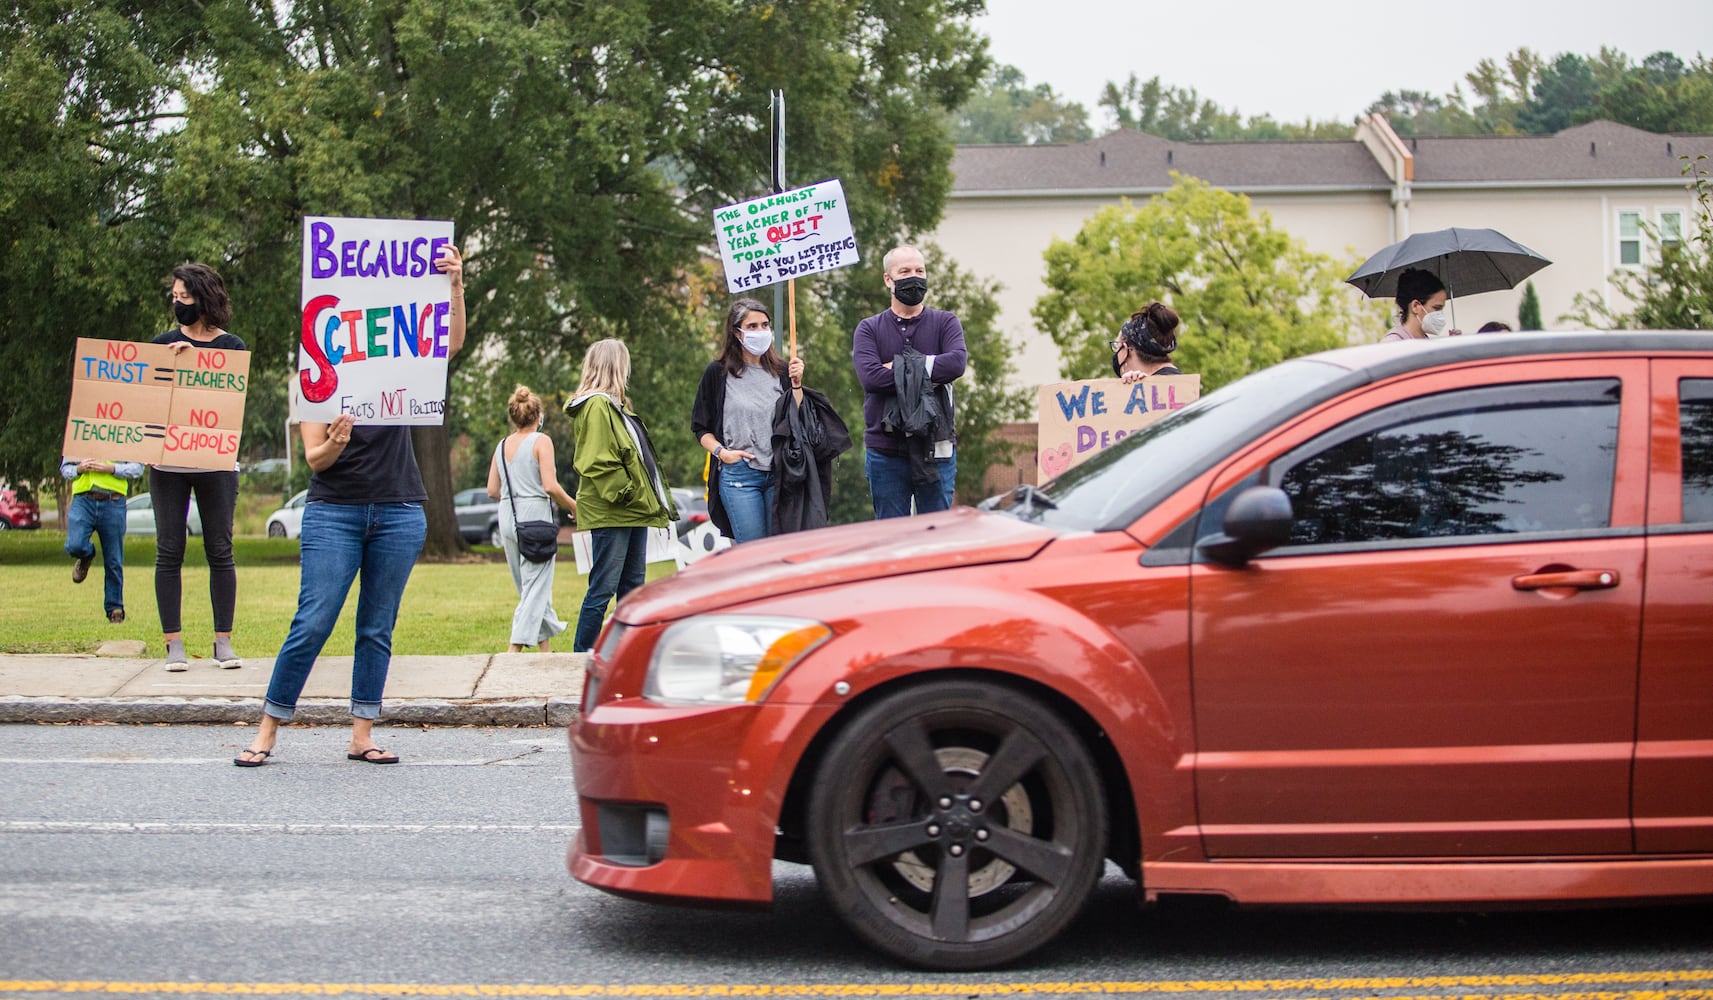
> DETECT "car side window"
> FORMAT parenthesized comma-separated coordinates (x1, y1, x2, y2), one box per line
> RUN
(1271, 380, 1621, 547)
(1682, 379, 1713, 524)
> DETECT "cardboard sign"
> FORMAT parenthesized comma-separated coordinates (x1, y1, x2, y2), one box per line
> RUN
(713, 179, 860, 293)
(62, 338, 249, 469)
(297, 216, 455, 424)
(1036, 375, 1202, 481)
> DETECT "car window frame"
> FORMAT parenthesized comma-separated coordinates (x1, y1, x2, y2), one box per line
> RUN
(1173, 358, 1654, 565)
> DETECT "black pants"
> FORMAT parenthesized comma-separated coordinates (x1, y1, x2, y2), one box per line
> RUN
(149, 468, 239, 634)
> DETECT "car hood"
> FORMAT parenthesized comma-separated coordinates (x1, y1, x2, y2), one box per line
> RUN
(618, 506, 1055, 625)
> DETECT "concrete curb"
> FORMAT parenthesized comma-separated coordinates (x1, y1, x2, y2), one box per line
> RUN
(0, 696, 580, 728)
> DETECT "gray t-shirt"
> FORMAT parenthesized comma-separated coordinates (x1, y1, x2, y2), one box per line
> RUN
(722, 365, 781, 471)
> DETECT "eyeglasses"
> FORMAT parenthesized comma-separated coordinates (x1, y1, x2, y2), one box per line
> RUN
(1107, 339, 1124, 352)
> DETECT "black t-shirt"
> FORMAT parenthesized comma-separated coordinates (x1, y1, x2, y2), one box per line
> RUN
(307, 425, 427, 504)
(153, 328, 248, 351)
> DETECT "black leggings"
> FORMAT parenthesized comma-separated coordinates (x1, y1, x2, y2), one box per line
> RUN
(150, 468, 239, 634)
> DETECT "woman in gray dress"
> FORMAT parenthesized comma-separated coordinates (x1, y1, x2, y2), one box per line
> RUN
(487, 386, 578, 652)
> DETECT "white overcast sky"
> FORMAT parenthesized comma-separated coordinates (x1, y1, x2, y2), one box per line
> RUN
(977, 0, 1712, 129)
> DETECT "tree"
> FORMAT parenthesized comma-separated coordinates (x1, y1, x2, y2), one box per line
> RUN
(1519, 281, 1543, 330)
(1562, 156, 1713, 330)
(1032, 175, 1378, 392)
(1097, 74, 1353, 142)
(1519, 53, 1599, 133)
(1365, 88, 1479, 138)
(949, 64, 1092, 145)
(0, 0, 995, 546)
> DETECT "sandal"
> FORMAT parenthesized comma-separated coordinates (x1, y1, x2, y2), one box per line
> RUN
(347, 747, 400, 764)
(233, 748, 272, 768)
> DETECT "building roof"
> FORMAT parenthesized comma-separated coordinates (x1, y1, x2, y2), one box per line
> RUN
(1407, 121, 1713, 185)
(951, 121, 1713, 195)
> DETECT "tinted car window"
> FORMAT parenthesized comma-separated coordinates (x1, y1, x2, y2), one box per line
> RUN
(1274, 380, 1620, 546)
(1682, 379, 1713, 524)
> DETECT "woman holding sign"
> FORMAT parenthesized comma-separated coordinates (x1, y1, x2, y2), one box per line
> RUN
(234, 245, 465, 768)
(691, 298, 805, 543)
(152, 263, 246, 673)
(1107, 301, 1183, 383)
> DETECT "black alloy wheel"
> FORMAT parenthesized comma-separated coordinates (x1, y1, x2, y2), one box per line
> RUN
(807, 680, 1107, 970)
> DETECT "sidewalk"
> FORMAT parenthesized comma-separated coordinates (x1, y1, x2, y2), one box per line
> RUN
(0, 640, 588, 727)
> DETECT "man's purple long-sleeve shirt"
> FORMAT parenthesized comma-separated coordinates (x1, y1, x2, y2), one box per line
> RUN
(851, 306, 967, 452)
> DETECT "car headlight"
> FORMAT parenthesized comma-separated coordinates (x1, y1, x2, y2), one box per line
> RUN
(645, 615, 831, 705)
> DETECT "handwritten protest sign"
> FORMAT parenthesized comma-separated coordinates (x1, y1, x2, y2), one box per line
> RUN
(297, 216, 455, 424)
(1036, 375, 1201, 481)
(63, 338, 250, 469)
(713, 179, 860, 293)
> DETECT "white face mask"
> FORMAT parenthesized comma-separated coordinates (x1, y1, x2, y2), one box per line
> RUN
(1421, 309, 1449, 337)
(740, 328, 773, 356)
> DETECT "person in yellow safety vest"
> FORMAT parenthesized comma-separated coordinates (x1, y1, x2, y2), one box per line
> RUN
(61, 455, 145, 623)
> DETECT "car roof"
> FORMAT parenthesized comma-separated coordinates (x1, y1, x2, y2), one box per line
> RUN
(1311, 330, 1713, 382)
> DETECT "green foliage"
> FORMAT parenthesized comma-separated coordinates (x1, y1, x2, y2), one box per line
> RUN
(1562, 156, 1713, 330)
(949, 64, 1092, 145)
(0, 0, 995, 532)
(1371, 47, 1712, 137)
(1098, 74, 1354, 141)
(1033, 176, 1376, 391)
(1519, 281, 1543, 331)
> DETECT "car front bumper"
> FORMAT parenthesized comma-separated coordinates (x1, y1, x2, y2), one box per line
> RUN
(567, 697, 817, 907)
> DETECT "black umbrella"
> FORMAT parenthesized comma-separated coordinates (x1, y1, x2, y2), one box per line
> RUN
(1347, 227, 1551, 299)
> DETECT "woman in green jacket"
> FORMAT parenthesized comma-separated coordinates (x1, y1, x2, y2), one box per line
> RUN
(565, 339, 676, 651)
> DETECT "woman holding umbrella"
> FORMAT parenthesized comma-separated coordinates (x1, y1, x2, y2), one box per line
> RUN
(1382, 268, 1461, 341)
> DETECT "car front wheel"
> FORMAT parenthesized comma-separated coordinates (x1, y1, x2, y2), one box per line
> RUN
(266, 521, 286, 538)
(807, 680, 1107, 970)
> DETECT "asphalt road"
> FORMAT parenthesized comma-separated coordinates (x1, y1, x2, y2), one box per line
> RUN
(2, 724, 1710, 998)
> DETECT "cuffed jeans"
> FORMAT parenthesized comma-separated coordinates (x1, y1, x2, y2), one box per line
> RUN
(263, 501, 426, 721)
(65, 492, 127, 615)
(573, 526, 649, 652)
(149, 468, 239, 634)
(718, 460, 775, 543)
(865, 448, 956, 520)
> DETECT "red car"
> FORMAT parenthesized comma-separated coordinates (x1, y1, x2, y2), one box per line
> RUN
(0, 483, 41, 530)
(568, 333, 1713, 970)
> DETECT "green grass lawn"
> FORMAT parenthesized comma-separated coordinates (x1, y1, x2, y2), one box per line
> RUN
(0, 529, 674, 658)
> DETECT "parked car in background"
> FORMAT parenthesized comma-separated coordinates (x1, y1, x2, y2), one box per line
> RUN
(125, 492, 201, 536)
(242, 458, 289, 478)
(669, 486, 709, 540)
(0, 483, 41, 530)
(264, 490, 309, 539)
(569, 332, 1713, 970)
(454, 487, 501, 546)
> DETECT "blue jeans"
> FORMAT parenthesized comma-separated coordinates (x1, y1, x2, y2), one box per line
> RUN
(263, 501, 426, 721)
(574, 526, 649, 652)
(865, 448, 956, 519)
(718, 460, 775, 543)
(65, 492, 127, 615)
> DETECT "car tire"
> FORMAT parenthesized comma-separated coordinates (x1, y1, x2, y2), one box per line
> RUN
(0, 516, 12, 530)
(806, 680, 1107, 971)
(266, 521, 286, 538)
(488, 522, 502, 548)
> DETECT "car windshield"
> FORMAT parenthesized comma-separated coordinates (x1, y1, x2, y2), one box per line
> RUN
(988, 360, 1352, 531)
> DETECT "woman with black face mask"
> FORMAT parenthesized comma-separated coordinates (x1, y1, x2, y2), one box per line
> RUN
(1108, 301, 1183, 383)
(150, 262, 247, 674)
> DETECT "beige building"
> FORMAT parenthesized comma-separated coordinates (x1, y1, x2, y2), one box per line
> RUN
(931, 116, 1712, 384)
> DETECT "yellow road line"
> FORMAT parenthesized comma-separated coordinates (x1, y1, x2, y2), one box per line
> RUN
(1, 972, 1711, 997)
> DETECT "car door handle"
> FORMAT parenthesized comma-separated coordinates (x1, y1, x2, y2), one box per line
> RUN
(1512, 569, 1620, 591)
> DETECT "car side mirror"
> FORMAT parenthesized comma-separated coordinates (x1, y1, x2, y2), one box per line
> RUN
(1196, 486, 1294, 567)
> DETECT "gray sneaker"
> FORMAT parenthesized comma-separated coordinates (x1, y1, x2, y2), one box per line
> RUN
(163, 638, 188, 673)
(213, 637, 242, 670)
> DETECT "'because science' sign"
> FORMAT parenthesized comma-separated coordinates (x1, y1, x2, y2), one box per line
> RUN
(297, 216, 455, 425)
